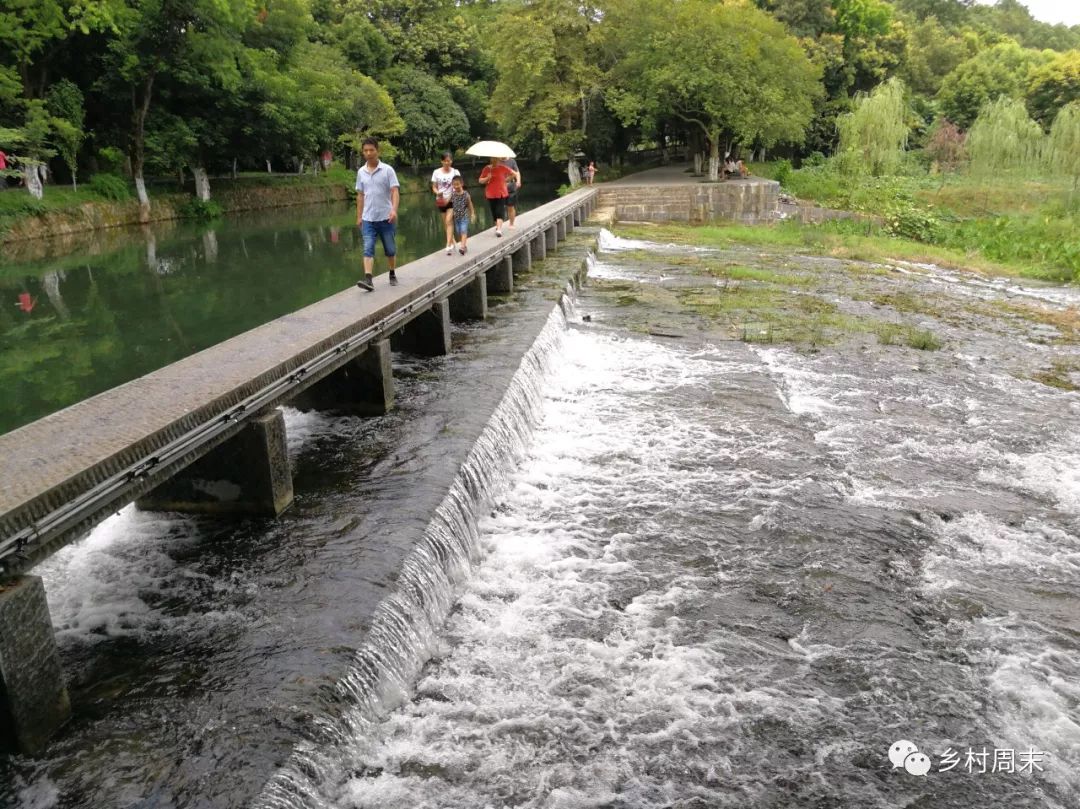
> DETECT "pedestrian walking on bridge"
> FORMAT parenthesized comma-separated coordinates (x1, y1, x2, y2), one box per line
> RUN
(355, 138, 400, 291)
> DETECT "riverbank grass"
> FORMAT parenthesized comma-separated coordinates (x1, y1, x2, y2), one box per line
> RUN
(748, 162, 1080, 282)
(614, 219, 1067, 282)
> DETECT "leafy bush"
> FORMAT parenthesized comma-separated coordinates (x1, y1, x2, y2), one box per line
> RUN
(0, 193, 47, 220)
(939, 214, 1080, 280)
(180, 198, 224, 220)
(883, 203, 942, 242)
(85, 173, 132, 201)
(802, 151, 826, 168)
(97, 146, 126, 173)
(772, 158, 793, 188)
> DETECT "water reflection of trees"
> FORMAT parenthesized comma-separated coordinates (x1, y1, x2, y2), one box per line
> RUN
(0, 190, 554, 434)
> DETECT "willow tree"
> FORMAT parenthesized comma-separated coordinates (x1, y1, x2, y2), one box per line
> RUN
(966, 96, 1045, 178)
(603, 0, 820, 181)
(1046, 101, 1080, 191)
(836, 76, 909, 176)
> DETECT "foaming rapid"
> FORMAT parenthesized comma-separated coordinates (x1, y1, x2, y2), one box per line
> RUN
(596, 227, 713, 254)
(891, 261, 1080, 307)
(34, 406, 354, 651)
(753, 343, 1080, 805)
(256, 236, 1080, 807)
(256, 308, 567, 809)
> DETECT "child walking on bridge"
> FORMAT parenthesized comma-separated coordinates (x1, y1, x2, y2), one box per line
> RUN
(450, 175, 475, 255)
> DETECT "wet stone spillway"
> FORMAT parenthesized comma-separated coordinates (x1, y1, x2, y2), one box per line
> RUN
(6, 223, 1080, 808)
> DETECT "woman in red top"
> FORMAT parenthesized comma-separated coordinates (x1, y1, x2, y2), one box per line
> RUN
(478, 157, 520, 237)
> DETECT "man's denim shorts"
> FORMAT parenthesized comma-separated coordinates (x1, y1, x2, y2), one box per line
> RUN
(361, 219, 396, 258)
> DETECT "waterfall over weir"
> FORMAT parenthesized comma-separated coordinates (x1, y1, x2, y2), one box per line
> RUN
(257, 305, 571, 809)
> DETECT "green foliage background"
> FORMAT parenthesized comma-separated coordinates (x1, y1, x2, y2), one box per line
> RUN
(0, 0, 1077, 235)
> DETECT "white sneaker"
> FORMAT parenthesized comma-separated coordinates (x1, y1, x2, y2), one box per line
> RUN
(446, 246, 453, 255)
(495, 228, 503, 238)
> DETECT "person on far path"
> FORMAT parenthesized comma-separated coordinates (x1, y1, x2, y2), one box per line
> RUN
(431, 151, 460, 255)
(586, 161, 597, 185)
(354, 137, 400, 291)
(504, 156, 521, 228)
(450, 175, 475, 254)
(478, 156, 519, 237)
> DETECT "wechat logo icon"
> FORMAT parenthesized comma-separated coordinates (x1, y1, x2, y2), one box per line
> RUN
(889, 740, 931, 776)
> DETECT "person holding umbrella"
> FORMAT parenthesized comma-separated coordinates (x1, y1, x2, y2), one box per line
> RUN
(478, 157, 519, 237)
(467, 141, 520, 238)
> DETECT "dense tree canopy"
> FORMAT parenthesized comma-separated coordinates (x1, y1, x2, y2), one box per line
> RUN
(936, 42, 1054, 128)
(606, 0, 821, 179)
(0, 0, 1078, 198)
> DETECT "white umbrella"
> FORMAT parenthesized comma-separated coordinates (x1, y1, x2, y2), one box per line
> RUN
(465, 140, 516, 159)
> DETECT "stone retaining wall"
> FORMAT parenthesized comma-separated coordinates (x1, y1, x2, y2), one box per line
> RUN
(1, 183, 351, 245)
(599, 178, 780, 224)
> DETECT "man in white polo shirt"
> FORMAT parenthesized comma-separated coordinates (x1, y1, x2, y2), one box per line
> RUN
(354, 137, 400, 291)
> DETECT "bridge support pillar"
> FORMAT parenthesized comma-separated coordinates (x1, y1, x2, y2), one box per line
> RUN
(392, 299, 452, 356)
(556, 218, 566, 241)
(514, 241, 531, 272)
(545, 225, 557, 253)
(137, 409, 293, 517)
(449, 274, 487, 321)
(0, 575, 70, 755)
(532, 232, 547, 261)
(573, 207, 582, 227)
(486, 257, 513, 294)
(564, 213, 574, 234)
(293, 339, 393, 415)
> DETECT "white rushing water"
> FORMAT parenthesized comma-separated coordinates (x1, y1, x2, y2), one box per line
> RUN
(21, 232, 1080, 809)
(269, 238, 1080, 809)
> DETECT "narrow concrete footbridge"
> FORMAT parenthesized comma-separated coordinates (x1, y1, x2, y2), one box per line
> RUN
(0, 186, 598, 755)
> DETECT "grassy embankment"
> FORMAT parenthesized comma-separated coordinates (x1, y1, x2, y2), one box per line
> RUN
(748, 161, 1080, 283)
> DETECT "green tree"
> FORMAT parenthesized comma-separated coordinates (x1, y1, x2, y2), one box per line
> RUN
(1046, 101, 1080, 190)
(314, 0, 392, 74)
(755, 0, 835, 38)
(833, 0, 892, 40)
(937, 41, 1054, 129)
(0, 0, 120, 99)
(966, 95, 1044, 177)
(381, 66, 469, 166)
(968, 0, 1080, 52)
(368, 0, 484, 72)
(2, 100, 55, 198)
(1026, 51, 1080, 129)
(103, 0, 251, 218)
(836, 76, 909, 175)
(45, 78, 86, 190)
(901, 16, 975, 97)
(488, 0, 600, 181)
(605, 0, 821, 180)
(254, 41, 403, 167)
(892, 0, 968, 28)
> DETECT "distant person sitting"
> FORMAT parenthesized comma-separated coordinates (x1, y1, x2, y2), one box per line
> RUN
(723, 158, 738, 178)
(736, 159, 748, 178)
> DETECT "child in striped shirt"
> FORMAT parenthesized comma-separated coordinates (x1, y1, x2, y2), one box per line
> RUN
(450, 175, 476, 255)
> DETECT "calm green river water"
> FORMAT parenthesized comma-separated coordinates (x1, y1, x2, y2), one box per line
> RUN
(0, 188, 555, 435)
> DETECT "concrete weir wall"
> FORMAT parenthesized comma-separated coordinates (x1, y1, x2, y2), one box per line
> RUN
(599, 177, 780, 224)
